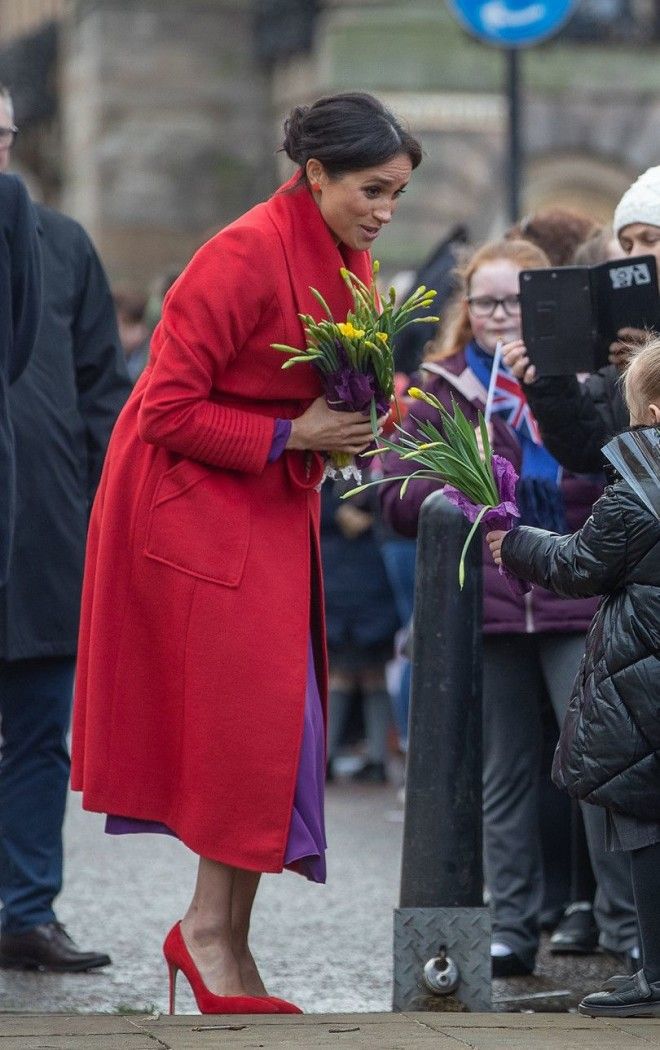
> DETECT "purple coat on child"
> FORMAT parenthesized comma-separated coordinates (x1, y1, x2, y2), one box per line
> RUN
(379, 350, 602, 635)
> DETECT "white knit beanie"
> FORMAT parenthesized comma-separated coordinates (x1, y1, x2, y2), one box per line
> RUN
(613, 165, 660, 237)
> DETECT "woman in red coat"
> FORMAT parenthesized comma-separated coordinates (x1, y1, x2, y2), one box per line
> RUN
(71, 93, 422, 1014)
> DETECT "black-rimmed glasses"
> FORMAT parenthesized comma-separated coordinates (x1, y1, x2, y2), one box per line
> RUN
(0, 126, 18, 146)
(466, 294, 520, 318)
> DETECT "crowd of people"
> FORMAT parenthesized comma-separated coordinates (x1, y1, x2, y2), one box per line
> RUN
(378, 165, 659, 1016)
(0, 87, 657, 1019)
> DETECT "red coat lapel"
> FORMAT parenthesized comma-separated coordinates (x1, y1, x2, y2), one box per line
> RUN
(267, 174, 373, 335)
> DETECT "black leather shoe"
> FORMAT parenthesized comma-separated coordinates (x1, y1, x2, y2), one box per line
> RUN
(550, 901, 599, 954)
(0, 922, 112, 973)
(579, 969, 660, 1017)
(491, 950, 534, 978)
(600, 973, 633, 991)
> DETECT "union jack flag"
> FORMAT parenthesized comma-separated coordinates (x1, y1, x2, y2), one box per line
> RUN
(489, 362, 543, 445)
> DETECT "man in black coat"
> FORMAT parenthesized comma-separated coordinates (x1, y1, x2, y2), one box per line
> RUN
(0, 87, 132, 972)
(0, 169, 41, 586)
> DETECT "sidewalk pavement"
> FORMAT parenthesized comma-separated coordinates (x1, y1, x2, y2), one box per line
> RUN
(1, 1012, 659, 1049)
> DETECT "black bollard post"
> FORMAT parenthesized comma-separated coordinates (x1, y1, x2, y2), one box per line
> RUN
(392, 491, 491, 1012)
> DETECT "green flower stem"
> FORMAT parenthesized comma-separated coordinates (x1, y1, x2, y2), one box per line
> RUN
(458, 505, 489, 589)
(310, 287, 335, 320)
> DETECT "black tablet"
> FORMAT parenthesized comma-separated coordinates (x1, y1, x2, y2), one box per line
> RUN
(592, 255, 659, 362)
(520, 255, 660, 376)
(519, 266, 594, 375)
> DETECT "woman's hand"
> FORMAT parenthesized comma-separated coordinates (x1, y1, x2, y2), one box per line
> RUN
(503, 339, 536, 385)
(609, 326, 646, 372)
(287, 396, 385, 454)
(486, 529, 508, 565)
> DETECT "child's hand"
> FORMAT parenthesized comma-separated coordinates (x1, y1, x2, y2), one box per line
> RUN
(503, 339, 536, 385)
(486, 529, 508, 565)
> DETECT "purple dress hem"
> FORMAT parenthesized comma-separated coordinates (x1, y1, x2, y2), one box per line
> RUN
(105, 636, 327, 882)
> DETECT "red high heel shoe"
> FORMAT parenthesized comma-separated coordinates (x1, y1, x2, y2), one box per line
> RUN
(264, 996, 304, 1014)
(163, 922, 280, 1015)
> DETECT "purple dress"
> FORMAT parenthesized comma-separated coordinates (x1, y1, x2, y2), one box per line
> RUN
(105, 420, 327, 883)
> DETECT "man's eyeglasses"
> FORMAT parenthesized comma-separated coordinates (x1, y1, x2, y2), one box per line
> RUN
(466, 294, 520, 318)
(0, 126, 18, 146)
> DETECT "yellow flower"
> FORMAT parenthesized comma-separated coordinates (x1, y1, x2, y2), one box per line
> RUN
(407, 386, 443, 412)
(337, 322, 365, 340)
(375, 332, 388, 343)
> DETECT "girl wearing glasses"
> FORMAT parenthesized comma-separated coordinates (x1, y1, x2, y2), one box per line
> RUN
(380, 238, 609, 978)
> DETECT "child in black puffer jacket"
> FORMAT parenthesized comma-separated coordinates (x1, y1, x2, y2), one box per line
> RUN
(487, 339, 660, 1019)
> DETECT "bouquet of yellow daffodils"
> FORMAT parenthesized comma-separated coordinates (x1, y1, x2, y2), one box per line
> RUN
(272, 262, 438, 480)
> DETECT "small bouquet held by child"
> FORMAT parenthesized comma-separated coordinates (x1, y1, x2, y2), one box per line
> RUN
(344, 386, 530, 593)
(272, 262, 438, 481)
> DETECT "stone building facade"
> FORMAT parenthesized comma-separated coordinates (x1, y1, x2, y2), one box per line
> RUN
(1, 0, 659, 285)
(60, 0, 275, 285)
(0, 0, 70, 43)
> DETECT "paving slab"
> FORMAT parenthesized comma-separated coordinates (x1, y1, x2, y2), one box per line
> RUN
(139, 1017, 458, 1049)
(432, 1026, 659, 1049)
(608, 1022, 660, 1042)
(0, 1015, 137, 1035)
(420, 1012, 600, 1027)
(1, 1014, 659, 1050)
(0, 1038, 157, 1050)
(139, 1012, 432, 1028)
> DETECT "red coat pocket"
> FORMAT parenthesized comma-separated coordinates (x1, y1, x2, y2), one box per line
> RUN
(144, 459, 250, 587)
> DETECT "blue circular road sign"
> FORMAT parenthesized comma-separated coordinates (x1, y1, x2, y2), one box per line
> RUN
(447, 0, 579, 48)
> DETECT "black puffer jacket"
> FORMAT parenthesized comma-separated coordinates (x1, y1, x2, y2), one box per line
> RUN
(524, 366, 628, 474)
(501, 471, 660, 822)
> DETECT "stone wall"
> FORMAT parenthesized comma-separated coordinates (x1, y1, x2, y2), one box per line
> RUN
(61, 0, 274, 286)
(271, 0, 660, 274)
(0, 0, 70, 44)
(50, 0, 660, 285)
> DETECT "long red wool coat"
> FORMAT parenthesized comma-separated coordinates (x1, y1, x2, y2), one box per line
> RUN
(70, 175, 372, 872)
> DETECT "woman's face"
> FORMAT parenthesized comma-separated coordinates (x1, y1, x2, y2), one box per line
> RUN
(467, 259, 523, 354)
(618, 223, 660, 285)
(307, 153, 412, 251)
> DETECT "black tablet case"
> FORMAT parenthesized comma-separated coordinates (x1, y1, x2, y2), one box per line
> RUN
(520, 255, 660, 376)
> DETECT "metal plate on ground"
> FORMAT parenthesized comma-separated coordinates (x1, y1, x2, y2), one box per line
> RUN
(393, 907, 491, 1012)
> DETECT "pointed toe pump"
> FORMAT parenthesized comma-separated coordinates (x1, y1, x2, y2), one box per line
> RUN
(163, 922, 280, 1015)
(264, 996, 304, 1013)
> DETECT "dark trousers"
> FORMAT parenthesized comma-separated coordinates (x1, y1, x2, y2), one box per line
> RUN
(483, 634, 637, 967)
(0, 657, 74, 933)
(380, 538, 416, 749)
(631, 842, 660, 984)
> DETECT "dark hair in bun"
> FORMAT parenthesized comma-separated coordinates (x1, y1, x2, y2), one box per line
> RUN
(281, 92, 422, 180)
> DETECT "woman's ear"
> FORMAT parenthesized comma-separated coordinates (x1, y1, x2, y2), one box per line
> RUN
(649, 402, 660, 424)
(305, 158, 324, 189)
